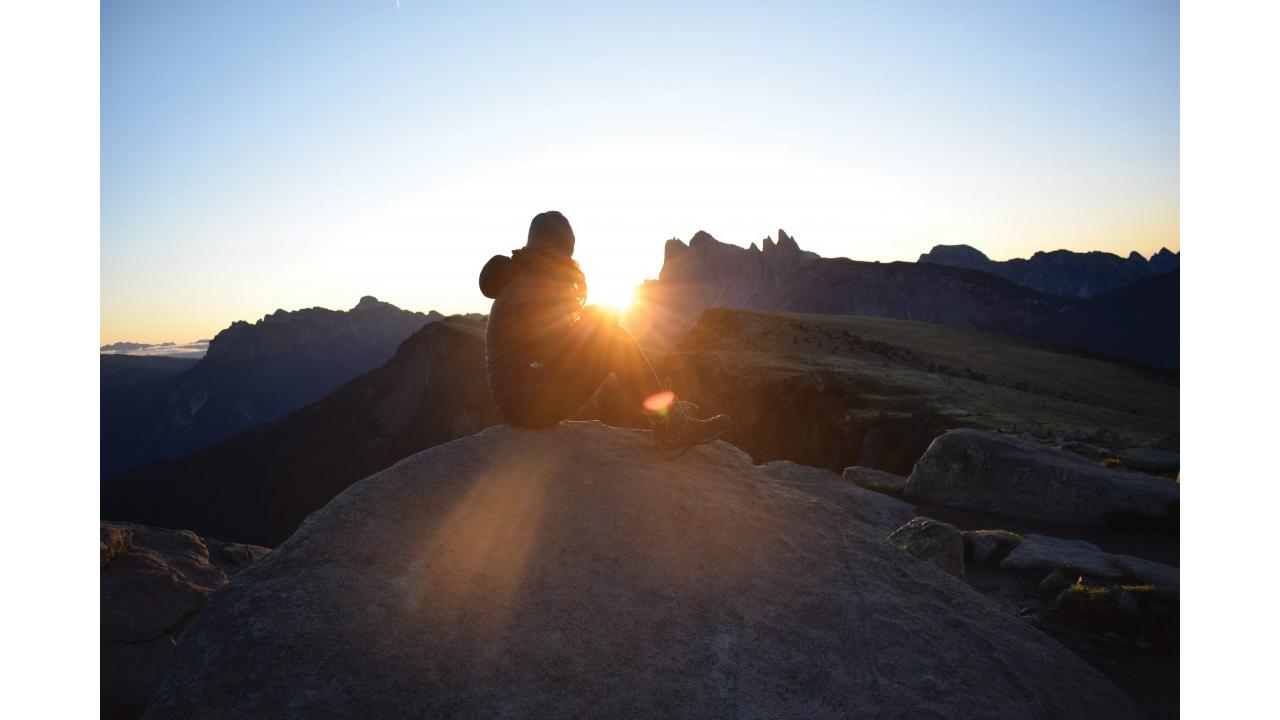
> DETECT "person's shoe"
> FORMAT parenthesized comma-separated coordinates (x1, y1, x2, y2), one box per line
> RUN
(654, 400, 731, 459)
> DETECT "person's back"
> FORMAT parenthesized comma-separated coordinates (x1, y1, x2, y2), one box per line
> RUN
(479, 210, 729, 457)
(481, 255, 577, 415)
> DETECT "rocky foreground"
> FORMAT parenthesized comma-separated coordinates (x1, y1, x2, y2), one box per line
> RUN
(138, 422, 1150, 719)
(100, 522, 269, 719)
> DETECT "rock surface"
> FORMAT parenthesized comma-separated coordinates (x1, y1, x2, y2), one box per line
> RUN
(888, 516, 966, 576)
(1119, 446, 1180, 474)
(903, 429, 1179, 527)
(963, 529, 1024, 565)
(999, 534, 1180, 590)
(841, 465, 908, 494)
(144, 422, 1140, 719)
(101, 522, 269, 719)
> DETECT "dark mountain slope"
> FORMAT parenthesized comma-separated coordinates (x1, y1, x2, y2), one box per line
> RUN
(1020, 269, 1179, 370)
(102, 316, 496, 546)
(101, 355, 201, 481)
(101, 296, 441, 480)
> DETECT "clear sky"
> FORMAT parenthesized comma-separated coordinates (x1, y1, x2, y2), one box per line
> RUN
(102, 0, 1179, 344)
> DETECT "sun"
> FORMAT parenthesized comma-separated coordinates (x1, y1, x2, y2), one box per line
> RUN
(588, 275, 639, 313)
(581, 260, 642, 312)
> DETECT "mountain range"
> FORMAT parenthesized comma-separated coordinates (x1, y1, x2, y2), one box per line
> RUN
(102, 316, 498, 545)
(101, 296, 443, 480)
(1020, 269, 1180, 371)
(103, 306, 1179, 546)
(918, 243, 1179, 298)
(100, 233, 1180, 719)
(626, 230, 1072, 348)
(626, 230, 1177, 369)
(102, 232, 1180, 537)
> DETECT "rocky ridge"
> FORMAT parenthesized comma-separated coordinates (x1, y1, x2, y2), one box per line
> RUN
(141, 422, 1142, 719)
(627, 230, 1071, 348)
(101, 522, 268, 719)
(918, 244, 1180, 298)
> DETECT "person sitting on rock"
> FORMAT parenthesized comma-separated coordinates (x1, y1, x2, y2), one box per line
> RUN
(479, 210, 730, 457)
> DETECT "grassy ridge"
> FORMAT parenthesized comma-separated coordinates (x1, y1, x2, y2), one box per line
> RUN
(664, 309, 1177, 472)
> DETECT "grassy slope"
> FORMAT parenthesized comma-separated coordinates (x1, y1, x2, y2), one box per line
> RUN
(672, 309, 1178, 447)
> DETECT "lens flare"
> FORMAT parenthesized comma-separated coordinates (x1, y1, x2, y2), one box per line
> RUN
(643, 390, 675, 416)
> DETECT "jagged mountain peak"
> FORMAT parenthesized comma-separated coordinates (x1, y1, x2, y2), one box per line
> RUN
(920, 243, 1178, 299)
(688, 229, 719, 247)
(918, 244, 992, 265)
(663, 237, 689, 261)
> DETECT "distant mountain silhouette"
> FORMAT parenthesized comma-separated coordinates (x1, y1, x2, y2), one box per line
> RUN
(626, 230, 1072, 347)
(102, 316, 498, 545)
(1020, 269, 1179, 370)
(918, 244, 1179, 298)
(100, 296, 443, 480)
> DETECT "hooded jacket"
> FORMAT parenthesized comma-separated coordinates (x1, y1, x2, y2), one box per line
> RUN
(479, 251, 584, 412)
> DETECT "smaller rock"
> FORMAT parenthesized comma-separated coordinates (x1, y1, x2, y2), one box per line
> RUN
(101, 522, 270, 717)
(962, 530, 1023, 565)
(1001, 534, 1179, 589)
(841, 465, 908, 495)
(1053, 583, 1162, 636)
(889, 516, 965, 576)
(1119, 446, 1180, 474)
(1058, 441, 1110, 463)
(1063, 429, 1090, 443)
(1094, 428, 1121, 445)
(1039, 566, 1079, 597)
(1114, 588, 1140, 618)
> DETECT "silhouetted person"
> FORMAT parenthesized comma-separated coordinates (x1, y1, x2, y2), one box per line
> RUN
(480, 210, 730, 457)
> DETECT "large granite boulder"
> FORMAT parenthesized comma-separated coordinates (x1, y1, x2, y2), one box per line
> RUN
(143, 422, 1141, 719)
(903, 429, 1179, 527)
(101, 522, 269, 719)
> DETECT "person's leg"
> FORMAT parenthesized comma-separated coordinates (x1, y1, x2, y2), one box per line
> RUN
(524, 307, 646, 424)
(525, 307, 730, 455)
(580, 307, 665, 405)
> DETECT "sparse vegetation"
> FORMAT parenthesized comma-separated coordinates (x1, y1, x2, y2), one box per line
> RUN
(657, 309, 1178, 473)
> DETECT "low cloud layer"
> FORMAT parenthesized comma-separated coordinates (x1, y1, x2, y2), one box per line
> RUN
(100, 340, 210, 359)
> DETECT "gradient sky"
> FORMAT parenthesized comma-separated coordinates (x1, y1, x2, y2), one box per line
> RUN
(102, 0, 1179, 344)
